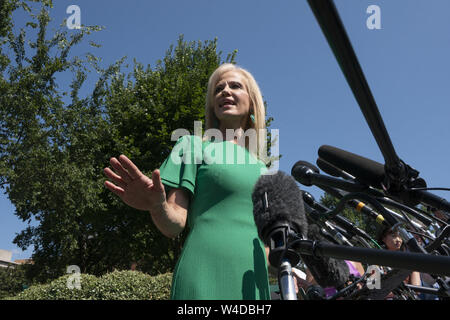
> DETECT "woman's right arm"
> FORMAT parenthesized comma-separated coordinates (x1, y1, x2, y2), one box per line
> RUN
(104, 154, 189, 239)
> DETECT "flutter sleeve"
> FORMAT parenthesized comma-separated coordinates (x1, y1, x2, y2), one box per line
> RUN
(159, 135, 202, 198)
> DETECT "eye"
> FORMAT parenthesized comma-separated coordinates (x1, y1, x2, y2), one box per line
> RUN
(231, 82, 242, 89)
(214, 85, 223, 94)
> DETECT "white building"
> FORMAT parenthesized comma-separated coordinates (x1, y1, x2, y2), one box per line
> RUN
(0, 249, 18, 268)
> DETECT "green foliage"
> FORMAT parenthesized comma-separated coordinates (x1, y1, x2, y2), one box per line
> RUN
(0, 265, 31, 299)
(1, 0, 110, 282)
(91, 270, 172, 300)
(9, 270, 172, 300)
(8, 273, 99, 300)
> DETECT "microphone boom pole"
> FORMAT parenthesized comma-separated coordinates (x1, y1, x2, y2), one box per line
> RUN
(307, 0, 400, 171)
(291, 238, 450, 276)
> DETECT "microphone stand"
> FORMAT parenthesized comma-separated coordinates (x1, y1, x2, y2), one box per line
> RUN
(264, 221, 300, 300)
(278, 260, 298, 300)
(260, 191, 299, 300)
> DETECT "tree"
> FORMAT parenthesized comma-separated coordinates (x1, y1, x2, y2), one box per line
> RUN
(1, 0, 105, 281)
(1, 0, 278, 283)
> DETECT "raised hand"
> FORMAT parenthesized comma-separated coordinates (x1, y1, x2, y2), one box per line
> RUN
(103, 155, 166, 212)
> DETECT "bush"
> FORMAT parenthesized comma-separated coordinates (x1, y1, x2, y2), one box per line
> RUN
(91, 271, 172, 300)
(0, 266, 30, 299)
(8, 271, 172, 300)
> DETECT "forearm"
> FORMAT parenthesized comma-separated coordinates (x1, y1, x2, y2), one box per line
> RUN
(409, 271, 421, 286)
(149, 200, 186, 239)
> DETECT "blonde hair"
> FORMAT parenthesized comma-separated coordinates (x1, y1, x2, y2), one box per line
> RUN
(204, 63, 268, 164)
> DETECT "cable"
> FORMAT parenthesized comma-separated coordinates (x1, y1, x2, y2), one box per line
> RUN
(326, 192, 398, 227)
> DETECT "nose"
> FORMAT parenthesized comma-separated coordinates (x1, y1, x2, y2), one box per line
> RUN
(221, 83, 231, 96)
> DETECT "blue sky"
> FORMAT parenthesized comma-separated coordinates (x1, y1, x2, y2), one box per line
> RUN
(2, 0, 450, 260)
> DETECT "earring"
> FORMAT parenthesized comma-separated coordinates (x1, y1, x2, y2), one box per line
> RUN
(250, 114, 255, 124)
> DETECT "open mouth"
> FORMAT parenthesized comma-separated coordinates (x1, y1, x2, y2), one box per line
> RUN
(221, 99, 236, 107)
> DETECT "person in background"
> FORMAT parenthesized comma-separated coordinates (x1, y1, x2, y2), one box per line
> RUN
(379, 228, 422, 299)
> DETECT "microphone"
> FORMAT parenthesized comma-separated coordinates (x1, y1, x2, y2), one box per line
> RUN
(291, 161, 429, 254)
(302, 190, 373, 242)
(318, 145, 385, 188)
(252, 171, 307, 300)
(291, 160, 382, 196)
(317, 158, 438, 232)
(318, 156, 438, 231)
(318, 150, 440, 230)
(318, 145, 450, 212)
(302, 224, 351, 289)
(292, 160, 397, 226)
(252, 171, 351, 296)
(252, 171, 307, 261)
(302, 193, 354, 246)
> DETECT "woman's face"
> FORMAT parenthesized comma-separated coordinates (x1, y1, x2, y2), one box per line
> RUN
(213, 70, 251, 126)
(383, 231, 403, 251)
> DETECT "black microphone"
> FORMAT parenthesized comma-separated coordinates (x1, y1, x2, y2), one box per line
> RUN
(301, 190, 329, 213)
(291, 160, 380, 195)
(292, 160, 397, 226)
(318, 146, 385, 188)
(292, 162, 433, 255)
(318, 145, 450, 212)
(317, 157, 435, 229)
(302, 192, 354, 246)
(252, 171, 351, 294)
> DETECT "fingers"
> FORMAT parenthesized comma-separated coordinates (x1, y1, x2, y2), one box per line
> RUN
(104, 180, 125, 197)
(118, 155, 142, 180)
(151, 169, 165, 192)
(104, 167, 127, 189)
(109, 157, 133, 183)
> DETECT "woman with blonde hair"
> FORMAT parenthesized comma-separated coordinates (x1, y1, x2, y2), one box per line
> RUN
(104, 63, 271, 299)
(203, 63, 268, 162)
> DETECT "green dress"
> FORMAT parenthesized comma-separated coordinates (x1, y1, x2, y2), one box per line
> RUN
(159, 135, 270, 300)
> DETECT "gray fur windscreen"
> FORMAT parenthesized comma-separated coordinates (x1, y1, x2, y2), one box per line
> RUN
(301, 224, 351, 288)
(252, 171, 308, 245)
